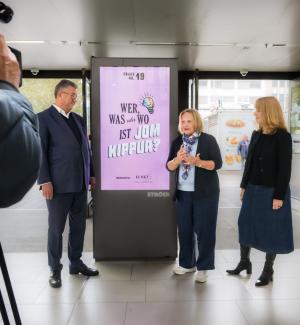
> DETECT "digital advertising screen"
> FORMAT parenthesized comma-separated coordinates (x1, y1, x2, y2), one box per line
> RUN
(100, 66, 170, 190)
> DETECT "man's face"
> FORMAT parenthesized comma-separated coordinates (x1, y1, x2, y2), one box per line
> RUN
(57, 86, 77, 112)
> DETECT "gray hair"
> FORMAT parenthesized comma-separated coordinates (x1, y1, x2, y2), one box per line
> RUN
(54, 79, 77, 98)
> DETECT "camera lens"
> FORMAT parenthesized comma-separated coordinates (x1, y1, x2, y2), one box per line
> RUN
(0, 2, 14, 23)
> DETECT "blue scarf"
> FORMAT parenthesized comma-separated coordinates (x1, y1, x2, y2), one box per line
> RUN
(181, 132, 200, 180)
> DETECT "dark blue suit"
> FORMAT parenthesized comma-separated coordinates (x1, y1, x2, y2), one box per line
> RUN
(37, 106, 92, 271)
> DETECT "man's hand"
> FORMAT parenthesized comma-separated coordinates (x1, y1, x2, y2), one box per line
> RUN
(90, 177, 96, 190)
(42, 183, 53, 200)
(0, 33, 20, 88)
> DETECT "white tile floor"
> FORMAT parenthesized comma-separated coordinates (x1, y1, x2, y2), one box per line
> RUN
(1, 250, 300, 325)
(1, 171, 300, 324)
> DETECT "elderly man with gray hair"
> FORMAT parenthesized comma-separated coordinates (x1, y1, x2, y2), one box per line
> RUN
(38, 79, 98, 288)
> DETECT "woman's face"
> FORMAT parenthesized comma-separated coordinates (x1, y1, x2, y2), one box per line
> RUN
(180, 112, 195, 136)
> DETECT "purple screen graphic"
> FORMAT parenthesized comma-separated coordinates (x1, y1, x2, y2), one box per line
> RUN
(100, 66, 170, 190)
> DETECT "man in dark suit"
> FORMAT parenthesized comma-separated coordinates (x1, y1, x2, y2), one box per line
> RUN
(38, 79, 98, 288)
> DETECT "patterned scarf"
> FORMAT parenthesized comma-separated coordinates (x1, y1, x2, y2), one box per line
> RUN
(181, 132, 200, 180)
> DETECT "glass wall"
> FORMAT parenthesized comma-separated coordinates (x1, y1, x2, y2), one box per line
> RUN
(290, 82, 300, 200)
(188, 79, 290, 119)
(20, 78, 83, 115)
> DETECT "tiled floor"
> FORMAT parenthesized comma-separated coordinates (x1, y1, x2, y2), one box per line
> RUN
(1, 171, 300, 324)
(1, 250, 300, 324)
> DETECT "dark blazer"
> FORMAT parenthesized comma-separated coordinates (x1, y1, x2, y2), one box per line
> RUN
(37, 106, 92, 193)
(0, 81, 41, 207)
(240, 129, 292, 200)
(167, 132, 222, 199)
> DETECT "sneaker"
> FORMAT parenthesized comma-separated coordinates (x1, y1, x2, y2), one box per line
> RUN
(173, 265, 197, 275)
(195, 270, 208, 283)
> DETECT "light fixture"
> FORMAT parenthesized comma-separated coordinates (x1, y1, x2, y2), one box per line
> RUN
(6, 40, 46, 44)
(131, 41, 235, 47)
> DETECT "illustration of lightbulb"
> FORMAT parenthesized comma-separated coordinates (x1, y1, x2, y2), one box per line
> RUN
(141, 95, 154, 114)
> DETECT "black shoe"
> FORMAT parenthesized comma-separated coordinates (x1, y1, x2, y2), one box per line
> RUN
(69, 263, 99, 276)
(255, 270, 273, 287)
(255, 253, 276, 287)
(49, 270, 62, 288)
(226, 260, 252, 275)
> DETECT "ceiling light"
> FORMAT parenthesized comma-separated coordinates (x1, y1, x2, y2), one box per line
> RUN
(132, 41, 234, 47)
(6, 40, 46, 44)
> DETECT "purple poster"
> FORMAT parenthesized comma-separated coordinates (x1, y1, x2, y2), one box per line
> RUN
(100, 66, 170, 190)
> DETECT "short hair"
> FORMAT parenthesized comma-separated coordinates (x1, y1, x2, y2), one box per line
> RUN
(178, 108, 204, 134)
(54, 79, 77, 98)
(255, 96, 287, 133)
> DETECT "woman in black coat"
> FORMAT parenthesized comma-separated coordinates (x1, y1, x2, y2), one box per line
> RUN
(167, 109, 222, 283)
(227, 96, 294, 286)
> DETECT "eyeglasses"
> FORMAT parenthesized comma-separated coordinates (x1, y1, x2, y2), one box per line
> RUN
(62, 91, 77, 99)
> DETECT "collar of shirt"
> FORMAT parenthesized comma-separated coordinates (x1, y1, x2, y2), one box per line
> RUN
(53, 104, 71, 119)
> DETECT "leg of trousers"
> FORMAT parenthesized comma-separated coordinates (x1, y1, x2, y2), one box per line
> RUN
(47, 193, 72, 271)
(193, 192, 219, 270)
(47, 190, 87, 271)
(68, 190, 87, 267)
(176, 191, 196, 268)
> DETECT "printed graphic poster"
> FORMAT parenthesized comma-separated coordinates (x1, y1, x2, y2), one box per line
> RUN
(291, 84, 300, 154)
(100, 67, 170, 190)
(219, 112, 256, 171)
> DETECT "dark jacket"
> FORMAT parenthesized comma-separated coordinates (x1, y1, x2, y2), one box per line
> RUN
(240, 129, 292, 200)
(167, 132, 222, 199)
(0, 80, 41, 207)
(37, 106, 92, 193)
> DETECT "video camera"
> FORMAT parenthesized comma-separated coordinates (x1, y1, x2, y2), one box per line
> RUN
(0, 1, 22, 86)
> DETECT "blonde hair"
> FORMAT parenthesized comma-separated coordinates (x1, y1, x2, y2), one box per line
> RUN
(178, 108, 204, 134)
(255, 96, 287, 133)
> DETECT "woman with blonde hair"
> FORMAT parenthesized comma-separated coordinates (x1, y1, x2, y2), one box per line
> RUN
(227, 96, 294, 286)
(167, 108, 222, 283)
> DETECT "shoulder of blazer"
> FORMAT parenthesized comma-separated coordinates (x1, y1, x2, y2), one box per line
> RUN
(250, 130, 260, 142)
(200, 132, 215, 141)
(198, 132, 217, 147)
(248, 130, 260, 149)
(275, 128, 290, 137)
(37, 106, 53, 119)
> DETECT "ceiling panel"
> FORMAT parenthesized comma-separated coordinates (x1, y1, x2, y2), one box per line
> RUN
(1, 0, 300, 71)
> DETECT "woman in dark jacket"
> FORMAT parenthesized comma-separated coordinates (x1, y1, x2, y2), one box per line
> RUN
(167, 108, 222, 283)
(227, 96, 294, 286)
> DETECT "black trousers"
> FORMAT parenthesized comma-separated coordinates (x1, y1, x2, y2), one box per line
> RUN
(176, 191, 219, 270)
(46, 189, 87, 271)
